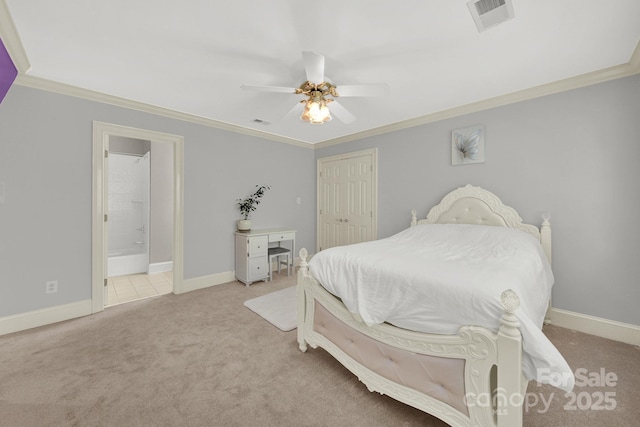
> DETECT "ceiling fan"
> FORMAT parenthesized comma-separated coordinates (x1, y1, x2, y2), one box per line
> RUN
(241, 51, 389, 125)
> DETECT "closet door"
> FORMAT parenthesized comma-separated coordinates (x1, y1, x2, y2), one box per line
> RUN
(319, 158, 343, 250)
(318, 149, 377, 251)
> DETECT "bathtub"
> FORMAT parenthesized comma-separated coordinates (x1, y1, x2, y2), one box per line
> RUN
(108, 247, 148, 277)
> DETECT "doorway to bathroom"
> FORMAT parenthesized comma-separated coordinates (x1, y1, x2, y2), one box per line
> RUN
(92, 122, 184, 313)
(107, 141, 151, 278)
(105, 136, 174, 306)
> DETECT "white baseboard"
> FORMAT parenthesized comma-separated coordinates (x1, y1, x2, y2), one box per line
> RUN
(549, 307, 640, 346)
(0, 269, 235, 336)
(0, 299, 93, 336)
(149, 261, 173, 274)
(179, 270, 236, 294)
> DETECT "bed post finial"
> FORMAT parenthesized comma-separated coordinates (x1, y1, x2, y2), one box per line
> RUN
(499, 289, 520, 336)
(299, 248, 309, 275)
(540, 213, 552, 264)
(541, 211, 550, 225)
(411, 209, 417, 227)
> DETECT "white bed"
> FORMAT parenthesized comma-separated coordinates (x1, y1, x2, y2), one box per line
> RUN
(296, 185, 573, 427)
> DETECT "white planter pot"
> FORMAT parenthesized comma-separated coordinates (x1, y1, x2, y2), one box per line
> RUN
(237, 219, 251, 232)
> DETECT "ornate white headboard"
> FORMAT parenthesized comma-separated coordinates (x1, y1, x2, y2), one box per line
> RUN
(411, 185, 552, 264)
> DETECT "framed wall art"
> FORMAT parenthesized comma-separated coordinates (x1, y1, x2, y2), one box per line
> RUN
(451, 125, 485, 166)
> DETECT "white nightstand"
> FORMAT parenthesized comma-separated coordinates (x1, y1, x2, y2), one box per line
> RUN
(234, 228, 296, 286)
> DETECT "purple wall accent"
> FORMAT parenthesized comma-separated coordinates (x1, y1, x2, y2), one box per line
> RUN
(0, 38, 18, 103)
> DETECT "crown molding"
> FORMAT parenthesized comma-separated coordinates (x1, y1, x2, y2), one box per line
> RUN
(20, 50, 637, 152)
(315, 40, 640, 149)
(0, 0, 31, 72)
(15, 57, 638, 151)
(14, 74, 312, 149)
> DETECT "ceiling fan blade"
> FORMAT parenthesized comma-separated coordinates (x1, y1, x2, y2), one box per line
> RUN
(335, 83, 390, 97)
(329, 100, 356, 124)
(302, 51, 325, 84)
(281, 101, 304, 121)
(240, 84, 297, 94)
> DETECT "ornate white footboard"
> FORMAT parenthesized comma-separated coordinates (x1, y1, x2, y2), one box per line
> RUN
(297, 248, 528, 427)
(297, 185, 555, 426)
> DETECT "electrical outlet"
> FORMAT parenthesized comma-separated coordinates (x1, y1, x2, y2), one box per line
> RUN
(45, 280, 58, 294)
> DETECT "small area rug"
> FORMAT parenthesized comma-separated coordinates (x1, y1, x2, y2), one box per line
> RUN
(243, 286, 297, 331)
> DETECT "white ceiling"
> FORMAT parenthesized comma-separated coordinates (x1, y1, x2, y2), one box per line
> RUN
(3, 0, 640, 145)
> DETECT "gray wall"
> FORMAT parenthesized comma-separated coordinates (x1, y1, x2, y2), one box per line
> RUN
(1, 75, 638, 327)
(0, 84, 315, 317)
(316, 74, 640, 326)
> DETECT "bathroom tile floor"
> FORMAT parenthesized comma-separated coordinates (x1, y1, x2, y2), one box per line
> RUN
(106, 271, 173, 306)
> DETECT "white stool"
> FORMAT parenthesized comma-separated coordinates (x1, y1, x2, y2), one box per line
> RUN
(268, 247, 291, 281)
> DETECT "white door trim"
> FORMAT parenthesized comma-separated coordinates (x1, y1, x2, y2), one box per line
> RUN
(92, 121, 185, 313)
(316, 148, 378, 252)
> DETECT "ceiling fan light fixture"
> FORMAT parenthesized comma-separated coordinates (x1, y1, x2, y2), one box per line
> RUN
(300, 98, 332, 125)
(243, 52, 387, 125)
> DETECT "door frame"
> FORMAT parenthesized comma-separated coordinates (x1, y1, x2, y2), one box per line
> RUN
(91, 121, 185, 313)
(316, 148, 378, 252)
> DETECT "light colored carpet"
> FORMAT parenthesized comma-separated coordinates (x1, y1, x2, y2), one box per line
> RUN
(243, 285, 297, 331)
(1, 270, 639, 426)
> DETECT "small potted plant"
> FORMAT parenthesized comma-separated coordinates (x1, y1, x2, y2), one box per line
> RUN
(236, 185, 270, 231)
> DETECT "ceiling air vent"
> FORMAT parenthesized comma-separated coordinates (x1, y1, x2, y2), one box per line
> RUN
(467, 0, 514, 32)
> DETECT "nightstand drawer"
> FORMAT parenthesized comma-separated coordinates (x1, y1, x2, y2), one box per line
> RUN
(248, 257, 268, 279)
(249, 236, 268, 257)
(269, 232, 295, 243)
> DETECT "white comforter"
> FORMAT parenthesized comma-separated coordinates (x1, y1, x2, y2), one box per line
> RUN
(309, 223, 574, 392)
